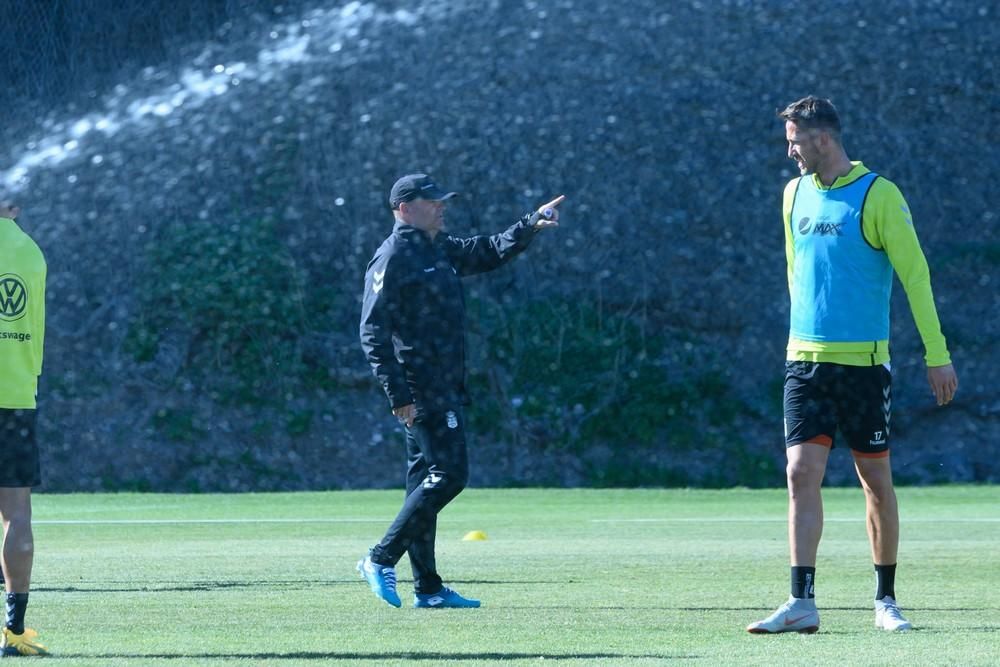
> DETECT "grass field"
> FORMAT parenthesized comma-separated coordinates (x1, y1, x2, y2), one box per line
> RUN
(24, 486, 1000, 666)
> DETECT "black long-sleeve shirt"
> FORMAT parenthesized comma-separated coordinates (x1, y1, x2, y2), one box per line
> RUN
(360, 213, 541, 413)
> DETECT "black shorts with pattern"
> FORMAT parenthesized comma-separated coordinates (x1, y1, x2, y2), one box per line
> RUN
(783, 361, 891, 457)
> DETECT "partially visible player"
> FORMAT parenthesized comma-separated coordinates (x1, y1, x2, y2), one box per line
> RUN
(747, 96, 958, 634)
(0, 199, 49, 656)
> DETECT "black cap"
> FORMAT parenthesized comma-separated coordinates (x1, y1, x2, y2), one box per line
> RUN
(389, 173, 458, 209)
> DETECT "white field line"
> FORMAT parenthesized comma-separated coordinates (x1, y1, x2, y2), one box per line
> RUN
(591, 518, 1000, 523)
(32, 517, 999, 525)
(35, 518, 388, 525)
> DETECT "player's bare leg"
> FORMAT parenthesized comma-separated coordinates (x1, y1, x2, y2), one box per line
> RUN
(787, 442, 830, 566)
(748, 442, 828, 634)
(0, 488, 33, 593)
(855, 454, 911, 631)
(854, 455, 898, 565)
(0, 488, 47, 656)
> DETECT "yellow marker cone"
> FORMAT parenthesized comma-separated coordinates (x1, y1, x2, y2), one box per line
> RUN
(462, 530, 488, 541)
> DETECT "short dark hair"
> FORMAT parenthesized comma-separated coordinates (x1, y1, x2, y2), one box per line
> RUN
(778, 95, 841, 136)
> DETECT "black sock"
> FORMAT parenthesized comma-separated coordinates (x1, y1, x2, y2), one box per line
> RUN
(5, 592, 28, 635)
(791, 566, 816, 599)
(875, 563, 896, 600)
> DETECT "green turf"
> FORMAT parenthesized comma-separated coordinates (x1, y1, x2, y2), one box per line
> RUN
(22, 486, 1000, 665)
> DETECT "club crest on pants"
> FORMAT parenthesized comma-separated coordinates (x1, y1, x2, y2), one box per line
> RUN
(446, 411, 458, 429)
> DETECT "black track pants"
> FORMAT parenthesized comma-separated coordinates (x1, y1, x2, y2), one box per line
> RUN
(370, 408, 469, 594)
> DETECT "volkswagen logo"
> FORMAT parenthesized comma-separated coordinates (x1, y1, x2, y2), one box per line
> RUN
(0, 274, 28, 321)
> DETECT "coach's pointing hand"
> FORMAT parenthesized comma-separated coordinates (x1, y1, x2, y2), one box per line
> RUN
(534, 194, 565, 229)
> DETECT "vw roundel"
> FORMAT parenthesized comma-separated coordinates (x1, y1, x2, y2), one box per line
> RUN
(0, 273, 28, 321)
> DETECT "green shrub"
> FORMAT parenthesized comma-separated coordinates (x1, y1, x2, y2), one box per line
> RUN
(468, 299, 740, 446)
(465, 297, 779, 487)
(151, 407, 203, 442)
(126, 218, 308, 405)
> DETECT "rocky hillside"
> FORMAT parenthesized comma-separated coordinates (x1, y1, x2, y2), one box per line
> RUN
(1, 0, 996, 490)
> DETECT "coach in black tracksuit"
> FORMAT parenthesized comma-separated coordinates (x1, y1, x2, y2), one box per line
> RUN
(358, 173, 563, 608)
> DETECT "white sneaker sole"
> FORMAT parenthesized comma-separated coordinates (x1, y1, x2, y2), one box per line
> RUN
(747, 624, 819, 634)
(876, 621, 912, 632)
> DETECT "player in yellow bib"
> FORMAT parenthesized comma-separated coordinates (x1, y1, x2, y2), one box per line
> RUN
(747, 97, 958, 635)
(0, 200, 49, 656)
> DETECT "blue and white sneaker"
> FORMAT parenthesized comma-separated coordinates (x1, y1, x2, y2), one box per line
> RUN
(357, 556, 401, 608)
(414, 586, 481, 609)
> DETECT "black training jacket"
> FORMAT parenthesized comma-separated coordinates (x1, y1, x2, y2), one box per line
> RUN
(360, 213, 541, 413)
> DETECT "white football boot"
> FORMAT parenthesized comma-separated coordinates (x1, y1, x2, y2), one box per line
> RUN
(875, 596, 912, 631)
(747, 595, 820, 634)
